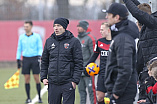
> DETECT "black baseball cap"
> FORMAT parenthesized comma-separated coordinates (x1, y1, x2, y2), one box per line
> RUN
(102, 3, 129, 17)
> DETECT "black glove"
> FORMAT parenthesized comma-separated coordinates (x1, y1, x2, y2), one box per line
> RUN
(145, 76, 156, 88)
(84, 67, 90, 77)
(17, 59, 21, 69)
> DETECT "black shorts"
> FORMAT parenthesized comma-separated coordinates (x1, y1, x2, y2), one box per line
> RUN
(97, 74, 106, 93)
(22, 56, 40, 74)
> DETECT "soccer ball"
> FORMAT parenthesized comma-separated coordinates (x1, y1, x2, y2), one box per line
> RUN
(86, 62, 100, 76)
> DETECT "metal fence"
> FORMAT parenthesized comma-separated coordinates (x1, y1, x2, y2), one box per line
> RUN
(0, 0, 156, 20)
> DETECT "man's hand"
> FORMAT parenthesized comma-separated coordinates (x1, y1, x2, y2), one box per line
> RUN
(113, 94, 119, 99)
(137, 99, 146, 104)
(72, 82, 76, 89)
(17, 59, 21, 69)
(43, 79, 48, 85)
(109, 94, 118, 104)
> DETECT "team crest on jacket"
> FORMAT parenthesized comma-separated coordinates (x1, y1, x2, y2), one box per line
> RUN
(64, 43, 69, 49)
(82, 40, 85, 44)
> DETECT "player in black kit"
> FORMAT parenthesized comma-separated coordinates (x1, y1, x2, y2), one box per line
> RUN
(86, 22, 111, 104)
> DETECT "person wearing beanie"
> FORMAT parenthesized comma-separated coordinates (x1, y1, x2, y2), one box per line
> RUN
(122, 0, 157, 102)
(77, 20, 89, 31)
(40, 17, 83, 104)
(103, 3, 139, 104)
(53, 17, 69, 30)
(77, 20, 97, 104)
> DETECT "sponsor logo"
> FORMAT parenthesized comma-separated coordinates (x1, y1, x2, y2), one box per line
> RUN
(100, 44, 103, 47)
(51, 43, 55, 49)
(101, 51, 109, 56)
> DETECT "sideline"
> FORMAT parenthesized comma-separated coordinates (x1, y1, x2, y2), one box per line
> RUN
(28, 85, 48, 104)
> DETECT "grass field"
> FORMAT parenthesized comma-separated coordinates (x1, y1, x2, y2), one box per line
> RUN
(0, 68, 80, 104)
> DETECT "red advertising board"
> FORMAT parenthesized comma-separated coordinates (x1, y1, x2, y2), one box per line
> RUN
(0, 20, 105, 61)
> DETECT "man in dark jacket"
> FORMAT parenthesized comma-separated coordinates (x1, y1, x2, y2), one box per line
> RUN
(122, 0, 157, 101)
(104, 3, 139, 104)
(40, 17, 83, 104)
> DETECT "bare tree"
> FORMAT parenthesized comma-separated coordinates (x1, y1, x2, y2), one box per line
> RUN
(0, 0, 30, 20)
(56, 0, 69, 18)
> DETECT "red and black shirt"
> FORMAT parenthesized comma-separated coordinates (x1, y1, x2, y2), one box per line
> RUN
(87, 38, 111, 75)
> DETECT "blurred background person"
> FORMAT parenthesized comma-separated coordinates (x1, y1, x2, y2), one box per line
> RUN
(16, 21, 43, 103)
(77, 20, 97, 104)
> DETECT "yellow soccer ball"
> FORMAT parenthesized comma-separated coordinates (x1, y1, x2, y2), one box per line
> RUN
(86, 62, 100, 76)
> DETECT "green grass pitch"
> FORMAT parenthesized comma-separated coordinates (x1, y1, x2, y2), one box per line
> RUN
(0, 68, 80, 104)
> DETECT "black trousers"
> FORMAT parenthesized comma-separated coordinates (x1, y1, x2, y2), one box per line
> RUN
(138, 69, 149, 100)
(48, 82, 75, 104)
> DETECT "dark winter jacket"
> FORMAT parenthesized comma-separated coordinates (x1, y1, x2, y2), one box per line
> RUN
(123, 0, 157, 75)
(77, 31, 96, 76)
(104, 19, 139, 101)
(40, 30, 83, 85)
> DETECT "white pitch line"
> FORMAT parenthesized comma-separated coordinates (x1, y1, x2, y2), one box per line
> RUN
(28, 85, 48, 104)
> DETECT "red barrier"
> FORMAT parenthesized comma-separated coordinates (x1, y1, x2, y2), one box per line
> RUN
(0, 20, 105, 61)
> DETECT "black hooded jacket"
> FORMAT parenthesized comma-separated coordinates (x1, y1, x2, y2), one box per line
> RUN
(123, 0, 157, 74)
(40, 30, 83, 85)
(104, 19, 139, 101)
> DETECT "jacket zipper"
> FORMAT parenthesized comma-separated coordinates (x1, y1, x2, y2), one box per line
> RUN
(57, 41, 60, 84)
